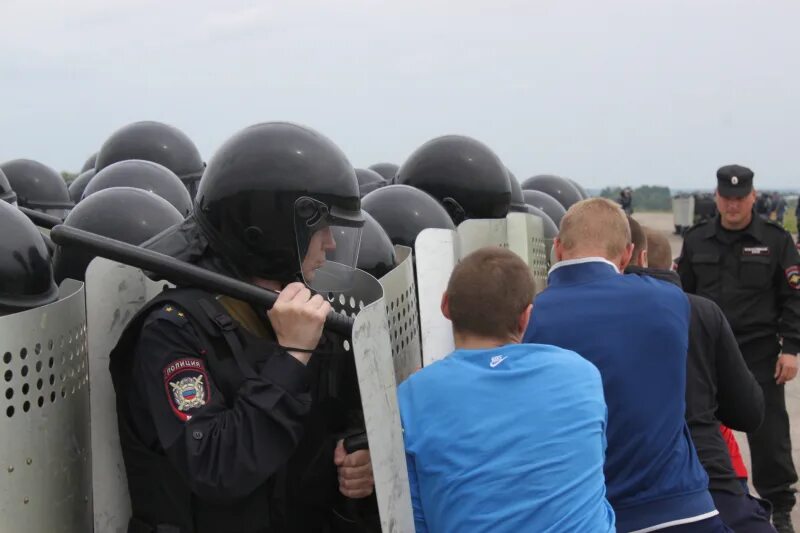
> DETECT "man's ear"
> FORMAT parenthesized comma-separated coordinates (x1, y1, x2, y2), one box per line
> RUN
(441, 292, 451, 321)
(619, 242, 635, 271)
(553, 237, 564, 262)
(517, 303, 533, 339)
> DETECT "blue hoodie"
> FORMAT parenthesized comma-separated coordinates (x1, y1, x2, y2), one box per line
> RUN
(399, 343, 615, 533)
(523, 259, 716, 532)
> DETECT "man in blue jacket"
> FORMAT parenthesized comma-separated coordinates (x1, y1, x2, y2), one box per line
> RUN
(524, 198, 727, 532)
(399, 247, 615, 533)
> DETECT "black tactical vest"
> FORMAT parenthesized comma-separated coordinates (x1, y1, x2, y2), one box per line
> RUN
(109, 287, 369, 533)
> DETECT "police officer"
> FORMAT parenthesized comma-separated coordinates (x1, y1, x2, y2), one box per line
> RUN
(109, 122, 376, 533)
(0, 200, 59, 316)
(678, 164, 800, 533)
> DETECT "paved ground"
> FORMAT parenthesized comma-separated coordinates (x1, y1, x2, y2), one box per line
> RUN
(634, 212, 800, 523)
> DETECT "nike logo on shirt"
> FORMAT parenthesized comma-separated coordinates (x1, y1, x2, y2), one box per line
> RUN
(489, 355, 508, 368)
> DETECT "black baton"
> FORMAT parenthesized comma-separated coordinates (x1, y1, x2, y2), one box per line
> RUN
(50, 224, 355, 337)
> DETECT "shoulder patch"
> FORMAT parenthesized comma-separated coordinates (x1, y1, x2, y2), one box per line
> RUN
(786, 266, 800, 290)
(163, 357, 210, 421)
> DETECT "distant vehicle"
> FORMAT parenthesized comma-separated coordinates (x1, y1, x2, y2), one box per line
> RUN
(672, 192, 716, 235)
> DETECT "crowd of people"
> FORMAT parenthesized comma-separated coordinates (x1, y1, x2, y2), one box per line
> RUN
(1, 118, 799, 533)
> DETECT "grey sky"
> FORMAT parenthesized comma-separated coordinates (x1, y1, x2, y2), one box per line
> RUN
(1, 0, 798, 189)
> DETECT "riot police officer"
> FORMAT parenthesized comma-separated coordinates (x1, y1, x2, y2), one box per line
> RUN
(109, 122, 376, 533)
(0, 200, 59, 316)
(95, 121, 206, 200)
(677, 164, 800, 533)
(0, 159, 73, 219)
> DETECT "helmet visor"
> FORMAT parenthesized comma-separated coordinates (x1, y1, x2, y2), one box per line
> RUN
(294, 197, 363, 292)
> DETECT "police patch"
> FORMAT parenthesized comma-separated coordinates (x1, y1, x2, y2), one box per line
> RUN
(786, 266, 800, 290)
(163, 357, 210, 421)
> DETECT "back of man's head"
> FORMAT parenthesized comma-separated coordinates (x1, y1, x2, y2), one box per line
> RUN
(445, 246, 535, 341)
(627, 216, 647, 267)
(644, 228, 672, 270)
(557, 198, 632, 263)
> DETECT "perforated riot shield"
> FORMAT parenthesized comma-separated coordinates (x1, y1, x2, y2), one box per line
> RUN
(326, 265, 414, 532)
(0, 280, 92, 533)
(85, 257, 413, 532)
(379, 246, 421, 384)
(506, 212, 549, 293)
(86, 258, 169, 532)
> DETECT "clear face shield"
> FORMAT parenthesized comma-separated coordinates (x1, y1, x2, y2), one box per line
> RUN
(294, 197, 363, 293)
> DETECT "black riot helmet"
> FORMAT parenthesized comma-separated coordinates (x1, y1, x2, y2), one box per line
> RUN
(568, 178, 589, 200)
(53, 187, 183, 283)
(95, 121, 205, 199)
(362, 185, 455, 249)
(396, 135, 510, 225)
(521, 174, 582, 211)
(0, 201, 59, 313)
(355, 168, 388, 197)
(0, 159, 73, 218)
(357, 211, 397, 279)
(506, 169, 529, 213)
(194, 122, 364, 292)
(368, 162, 399, 183)
(80, 152, 97, 173)
(527, 205, 559, 239)
(68, 169, 96, 204)
(83, 159, 192, 216)
(0, 167, 17, 205)
(522, 189, 567, 227)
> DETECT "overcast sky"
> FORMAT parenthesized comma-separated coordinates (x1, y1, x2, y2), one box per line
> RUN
(1, 0, 798, 189)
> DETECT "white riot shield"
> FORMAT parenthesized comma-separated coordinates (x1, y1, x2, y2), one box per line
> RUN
(86, 258, 169, 533)
(414, 228, 459, 367)
(379, 246, 422, 383)
(0, 280, 92, 533)
(327, 268, 414, 532)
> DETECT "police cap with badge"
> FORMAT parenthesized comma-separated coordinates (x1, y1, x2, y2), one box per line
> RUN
(717, 164, 754, 198)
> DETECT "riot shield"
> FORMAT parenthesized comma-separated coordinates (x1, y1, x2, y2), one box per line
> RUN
(0, 279, 92, 532)
(506, 212, 549, 293)
(86, 258, 169, 532)
(327, 266, 414, 532)
(379, 246, 422, 383)
(414, 228, 459, 367)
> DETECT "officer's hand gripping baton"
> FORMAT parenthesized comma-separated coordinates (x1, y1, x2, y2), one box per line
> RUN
(50, 224, 355, 337)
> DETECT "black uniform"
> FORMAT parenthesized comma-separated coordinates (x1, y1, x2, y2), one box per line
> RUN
(677, 213, 800, 513)
(111, 288, 370, 533)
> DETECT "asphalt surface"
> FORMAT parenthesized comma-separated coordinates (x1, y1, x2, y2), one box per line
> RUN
(634, 211, 800, 523)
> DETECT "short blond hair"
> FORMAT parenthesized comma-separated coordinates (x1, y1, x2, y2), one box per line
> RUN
(558, 198, 631, 259)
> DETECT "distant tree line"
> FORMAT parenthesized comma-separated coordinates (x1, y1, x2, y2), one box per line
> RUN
(600, 185, 672, 211)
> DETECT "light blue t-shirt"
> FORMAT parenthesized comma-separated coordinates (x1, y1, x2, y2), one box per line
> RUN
(398, 343, 615, 533)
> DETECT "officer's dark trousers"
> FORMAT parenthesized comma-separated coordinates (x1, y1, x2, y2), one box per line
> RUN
(743, 340, 799, 512)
